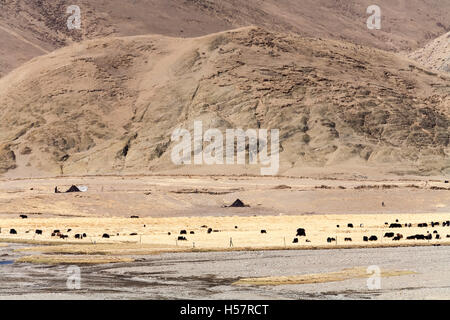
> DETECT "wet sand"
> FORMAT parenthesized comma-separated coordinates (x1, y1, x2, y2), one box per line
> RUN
(1, 243, 449, 300)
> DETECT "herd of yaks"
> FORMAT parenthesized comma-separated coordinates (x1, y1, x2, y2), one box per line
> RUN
(1, 215, 224, 241)
(2, 215, 450, 245)
(292, 219, 450, 244)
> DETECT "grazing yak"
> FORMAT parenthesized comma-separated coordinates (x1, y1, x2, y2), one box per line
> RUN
(296, 228, 306, 237)
(327, 237, 336, 243)
(389, 223, 402, 228)
(20, 215, 28, 219)
(35, 230, 43, 235)
(407, 234, 432, 240)
(344, 237, 352, 242)
(418, 223, 428, 228)
(369, 235, 378, 241)
(190, 231, 195, 234)
(180, 230, 187, 235)
(347, 223, 354, 228)
(363, 236, 369, 242)
(102, 233, 110, 238)
(384, 232, 395, 238)
(260, 230, 267, 234)
(431, 222, 440, 227)
(407, 235, 422, 240)
(393, 234, 403, 241)
(178, 236, 187, 241)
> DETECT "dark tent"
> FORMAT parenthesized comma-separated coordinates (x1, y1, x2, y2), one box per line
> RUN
(66, 185, 81, 193)
(229, 199, 247, 207)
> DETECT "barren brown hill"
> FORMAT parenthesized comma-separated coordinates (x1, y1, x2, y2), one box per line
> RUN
(1, 0, 449, 77)
(0, 0, 232, 77)
(0, 27, 448, 178)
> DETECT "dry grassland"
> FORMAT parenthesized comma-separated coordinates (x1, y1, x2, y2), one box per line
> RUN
(2, 213, 450, 253)
(233, 267, 416, 286)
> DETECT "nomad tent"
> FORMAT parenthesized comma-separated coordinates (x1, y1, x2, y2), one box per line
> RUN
(65, 185, 81, 193)
(229, 199, 249, 207)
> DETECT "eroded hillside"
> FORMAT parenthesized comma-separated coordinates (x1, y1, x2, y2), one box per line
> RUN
(1, 0, 449, 77)
(0, 27, 448, 178)
(408, 32, 450, 74)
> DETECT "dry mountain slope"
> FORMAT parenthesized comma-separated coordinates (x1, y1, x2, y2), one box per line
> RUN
(0, 27, 449, 178)
(1, 0, 449, 77)
(408, 32, 450, 74)
(0, 0, 233, 77)
(188, 0, 450, 52)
